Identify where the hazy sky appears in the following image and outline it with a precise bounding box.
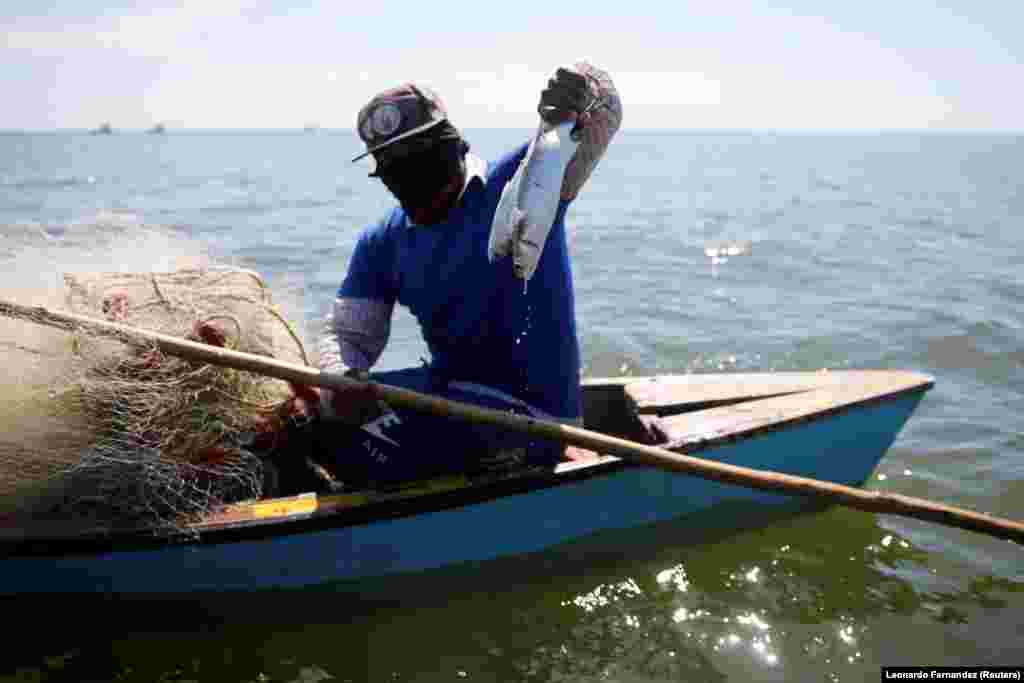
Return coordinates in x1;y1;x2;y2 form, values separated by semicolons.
2;1;1021;130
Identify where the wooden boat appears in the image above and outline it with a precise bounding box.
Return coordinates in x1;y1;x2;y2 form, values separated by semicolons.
0;369;932;594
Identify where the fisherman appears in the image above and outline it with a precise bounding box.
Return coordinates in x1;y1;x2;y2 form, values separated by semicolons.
294;61;622;488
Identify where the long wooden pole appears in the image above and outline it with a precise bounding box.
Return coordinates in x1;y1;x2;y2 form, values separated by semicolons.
2;299;1023;544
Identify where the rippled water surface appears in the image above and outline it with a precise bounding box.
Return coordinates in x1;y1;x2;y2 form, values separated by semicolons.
1;130;1022;681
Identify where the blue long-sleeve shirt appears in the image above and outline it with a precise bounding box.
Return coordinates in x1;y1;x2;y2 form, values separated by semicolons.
328;144;582;421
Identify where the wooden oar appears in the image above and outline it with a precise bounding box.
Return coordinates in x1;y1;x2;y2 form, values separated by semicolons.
2;298;1023;544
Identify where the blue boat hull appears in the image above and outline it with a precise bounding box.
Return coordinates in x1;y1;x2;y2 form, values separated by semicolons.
1;391;924;593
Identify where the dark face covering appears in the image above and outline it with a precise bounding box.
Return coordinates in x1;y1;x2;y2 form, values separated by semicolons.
374;139;466;225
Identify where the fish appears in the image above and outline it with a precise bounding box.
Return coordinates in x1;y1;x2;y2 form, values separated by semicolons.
488;120;579;282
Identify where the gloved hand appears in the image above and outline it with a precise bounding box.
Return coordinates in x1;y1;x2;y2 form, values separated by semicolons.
538;66;592;127
289;370;381;427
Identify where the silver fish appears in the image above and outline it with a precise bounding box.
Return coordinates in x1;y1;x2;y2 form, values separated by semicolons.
488;120;579;282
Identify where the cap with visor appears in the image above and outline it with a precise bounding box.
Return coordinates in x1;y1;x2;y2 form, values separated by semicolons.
352;83;451;165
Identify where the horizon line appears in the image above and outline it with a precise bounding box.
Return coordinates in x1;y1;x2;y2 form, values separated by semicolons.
2;126;1022;135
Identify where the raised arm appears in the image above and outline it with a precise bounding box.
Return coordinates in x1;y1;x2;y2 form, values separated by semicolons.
556;61;623;201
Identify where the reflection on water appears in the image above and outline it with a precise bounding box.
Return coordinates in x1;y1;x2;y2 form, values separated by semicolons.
508;507;1021;682
705;240;752;267
4;505;1021;682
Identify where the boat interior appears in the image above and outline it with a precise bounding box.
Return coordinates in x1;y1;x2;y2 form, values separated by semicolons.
0;370;932;541
194;369;932;532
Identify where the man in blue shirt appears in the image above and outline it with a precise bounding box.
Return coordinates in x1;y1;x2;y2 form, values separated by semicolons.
303;62;621;487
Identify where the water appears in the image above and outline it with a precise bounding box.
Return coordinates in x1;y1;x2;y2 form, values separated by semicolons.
1;129;1023;681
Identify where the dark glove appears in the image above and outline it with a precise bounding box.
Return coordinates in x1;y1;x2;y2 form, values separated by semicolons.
296;370;385;427
538;67;591;125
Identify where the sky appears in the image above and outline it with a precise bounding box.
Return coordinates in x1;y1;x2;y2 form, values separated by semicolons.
1;1;1021;131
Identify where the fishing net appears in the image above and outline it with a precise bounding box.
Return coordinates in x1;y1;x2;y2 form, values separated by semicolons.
0;267;310;536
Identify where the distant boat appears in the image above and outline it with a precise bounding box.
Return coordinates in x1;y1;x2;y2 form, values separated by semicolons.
303;124;321;133
148;124;166;135
90;123;113;135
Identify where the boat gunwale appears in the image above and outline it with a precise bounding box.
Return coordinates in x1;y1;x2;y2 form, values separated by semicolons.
0;370;933;559
648;370;934;449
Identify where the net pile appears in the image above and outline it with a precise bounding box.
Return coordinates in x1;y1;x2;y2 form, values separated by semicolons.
1;267;309;536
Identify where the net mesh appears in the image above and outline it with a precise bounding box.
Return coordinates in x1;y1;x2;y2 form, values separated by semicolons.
0;267;308;536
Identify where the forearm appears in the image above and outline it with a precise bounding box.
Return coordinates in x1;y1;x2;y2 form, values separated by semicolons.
318;296;393;374
561;61;623;200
